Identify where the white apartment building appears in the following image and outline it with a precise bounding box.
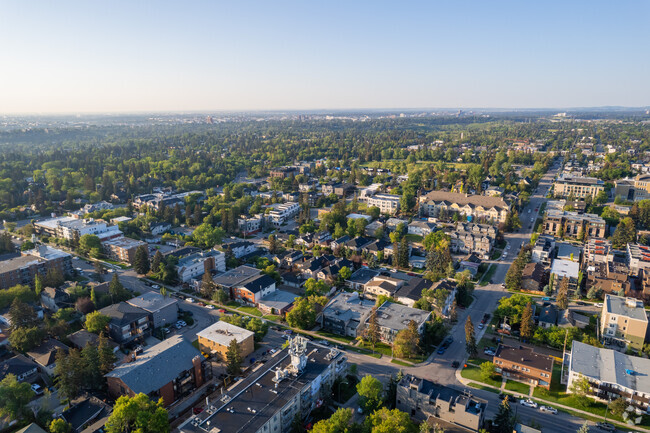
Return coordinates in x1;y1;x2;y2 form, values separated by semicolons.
177;249;226;283
268;202;300;226
238;214;264;235
367;193;401;215
55;218;122;241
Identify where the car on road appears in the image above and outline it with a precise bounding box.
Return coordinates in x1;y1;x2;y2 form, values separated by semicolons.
186;297;195;303
31;384;44;395
539;405;557;414
163;327;171;334
217;308;226;313
451;361;460;368
520;399;537;408
437;345;447;355
152;284;160;289
197;302;205;306
596;422;615;431
206;304;215;309
175;323;183;329
477;323;484;330
176;320;186;327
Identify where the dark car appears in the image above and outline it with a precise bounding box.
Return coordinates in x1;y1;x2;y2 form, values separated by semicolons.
451;361;460;368
596;423;615;432
437;346;447;355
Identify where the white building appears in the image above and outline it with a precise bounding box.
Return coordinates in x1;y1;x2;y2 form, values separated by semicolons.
55;218;122;241
177;249;226;283
237;214;264;235
367;193;401;215
268;202;300;226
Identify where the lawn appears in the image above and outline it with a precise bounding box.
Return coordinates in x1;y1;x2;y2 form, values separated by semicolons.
504;380;531;395
238;306;263;316
405;234;423;243
490;249;503;260
467;383;500;393
460;365;502;388
391;359;413;367
316;331;355;343
263;315;281;322
346;346;382;358
360;341;392;356
479;264;498;286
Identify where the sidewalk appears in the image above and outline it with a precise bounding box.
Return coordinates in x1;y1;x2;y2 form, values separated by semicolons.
455;369;650;433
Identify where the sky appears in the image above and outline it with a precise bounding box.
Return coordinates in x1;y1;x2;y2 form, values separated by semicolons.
0;1;649;113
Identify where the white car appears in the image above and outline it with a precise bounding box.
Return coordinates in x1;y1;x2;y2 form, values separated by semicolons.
206;304;215;309
31;384;44;395
186;297;195;303
520;399;538;408
152;284;160;289
477;323;484;330
539;405;557;414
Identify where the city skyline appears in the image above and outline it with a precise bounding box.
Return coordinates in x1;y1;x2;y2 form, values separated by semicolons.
1;0;649;113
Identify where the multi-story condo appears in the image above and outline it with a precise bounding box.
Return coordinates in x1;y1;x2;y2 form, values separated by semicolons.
180;336;347;433
567;341;650;412
531;234;555;265
99;302;151;344
449;223;496;259
0;246;72;290
238;214;264;236
268;202;300;227
553;174;604;199
626;243;650;274
614;174;650;201
367;193;401;215
600;295;648;350
103;237;147;265
269;167;298;179
396;375;487;432
543;209;606;239
176;249;226;283
583;238;612;265
55;218;122;241
419;191;509;223
365;302;431;344
493;345;554;390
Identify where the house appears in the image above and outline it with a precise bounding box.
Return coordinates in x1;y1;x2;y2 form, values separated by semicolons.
343;236;374;254
386;218;408;232
237;214;264;235
394;277;432;307
99;302;151;344
106;335;210;407
41;286;71;312
458;253;482;277
257;290;298;315
368;302;431;344
26;339;69;376
521;263;547;294
363;275;404;299
61;396;112;433
67;330;118;352
321;292;375;338
419;190;510;223
428;279;457;317
329;235;350;251
365;220;384;237
493;344;554;390
222;240;258;259
600;295;648;350
346;267;379;291
566;340;650;412
196;321;255;361
396;374;487;432
213;265;276;305
538;304;558;328
14;424;47;433
407;220;437;237
531;235;555;265
0;355;39;381
149;222;172;235
126;292;179;329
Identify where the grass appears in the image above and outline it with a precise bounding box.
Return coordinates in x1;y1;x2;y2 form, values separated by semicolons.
238;306;263;316
191;340;200;350
404;234;423;243
316;331;355;343
263;315;281;322
391;359;414;367
360;341;392;356
479;264;498;286
490;249;503;260
460;365;502;388
346;346;382;358
505;380;531;395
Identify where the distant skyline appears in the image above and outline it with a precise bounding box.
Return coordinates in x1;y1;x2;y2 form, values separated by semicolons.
1;1;649;114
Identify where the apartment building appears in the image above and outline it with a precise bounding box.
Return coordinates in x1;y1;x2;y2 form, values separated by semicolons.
626;243;650;274
583;238;612;265
449;223;496;259
531;234;555;266
126;292;179;329
176;249;226;283
213;265;276;305
0;246;73;290
553;174;605;199
103;237;146;265
197;321;255;361
543;209;607;239
493;345;554;390
419;191;509;223
366;301;431;344
99;302;151;344
367;193;401;215
267;202;300;227
55;218;122;241
237;214;264;235
614;174;650;201
106;335;209;407
600;295;648;350
396;375;487;432
550;259;580;294
180;336;347;433
567;341;650;412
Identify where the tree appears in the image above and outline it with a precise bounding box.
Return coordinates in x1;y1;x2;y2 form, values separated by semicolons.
393;320;420;359
286;298;316;329
397;237;410;268
105;393;169;433
79;234;102;256
212;288;229;304
569;374;592;406
356;375;383;413
152;250;163;273
465;316;477;357
9;298;38;330
44;266;65;288
9;326;44;352
200;272;217;298
557;277;569;310
609;397;627;417
54;348;86;399
577;421;590;433
98;333;116;374
364;307;381;351
520;302;534;341
366;407;417;433
0;374;34;420
85;311;111;334
226;339;242;377
268;234;279;254
134;245;150;274
82;342;103;389
50;419;72;433
504;210;522;232
492;397;515;433
34;273;43;295
311;408;356;433
480;361;495;382
339;266;352;282
192;223;224;248
611;217;636;248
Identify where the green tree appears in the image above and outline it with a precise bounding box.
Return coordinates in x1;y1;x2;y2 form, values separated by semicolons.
557;277;569;310
569;374;592;406
286;298;316;329
393;320;420;360
366;407;417;433
192;223;224;248
105;393;169;433
0;374;34;420
492;397;515;433
520;302;534;341
611;217;636;248
339;266;352;282
364;307;381;351
268;234;279;254
50;419;72;433
577;421;590;433
152;250;163;273
134;244;150;274
311;408;356;433
79;234;102;256
465;316;477;357
9;326;44;352
54;348;86;399
98;333;117;374
85;311;111;334
212;288;229;304
44;266;65;288
480;361;495;381
609;397;627;417
34;273;43;295
226;339;242;377
9;298;38;330
356;375;383;413
82;342;103;389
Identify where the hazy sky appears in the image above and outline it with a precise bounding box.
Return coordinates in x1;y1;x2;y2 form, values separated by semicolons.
1;1;649;113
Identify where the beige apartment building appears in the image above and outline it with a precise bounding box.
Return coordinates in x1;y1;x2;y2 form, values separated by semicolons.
196;321;255;361
553;174;604;199
600;295;648;350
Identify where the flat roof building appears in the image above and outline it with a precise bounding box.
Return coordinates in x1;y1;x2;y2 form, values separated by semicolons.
197;321;255;361
600;295;648;350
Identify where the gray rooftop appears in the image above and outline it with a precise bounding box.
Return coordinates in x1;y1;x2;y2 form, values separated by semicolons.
570;340;650;393
347;267;379;284
550;259;579;279
196;321;254;347
105;335;202;395
0;254;44;274
213;265;260;288
126;291;179;313
604;295;648;322
257;290;297;310
374;301;431;331
322;292;375;324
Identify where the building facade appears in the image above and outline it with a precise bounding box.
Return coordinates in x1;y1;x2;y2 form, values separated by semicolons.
553;174;605;199
600;295;648;350
493;344;554;390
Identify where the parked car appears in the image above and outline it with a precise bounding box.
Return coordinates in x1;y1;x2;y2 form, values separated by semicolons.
217;308;226;313
478;323;484;330
520;399;538;408
451;361;460;368
31;384;43;395
437;345;447;355
163;328;171;334
206;304;215;309
539;405;557;414
596;423;615;432
186;297;195;303
498;393;517;403
152;284;160;289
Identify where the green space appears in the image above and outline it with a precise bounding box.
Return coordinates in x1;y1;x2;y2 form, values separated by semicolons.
346;346;382;359
360;341;392;357
504;380;531;395
460;365;502;388
391;359;413;367
191;340;200;350
237;306;263;316
263;314;281;322
404;234;423;243
479;264;498;286
316;331;355;343
226;301;240;307
490;249;503;260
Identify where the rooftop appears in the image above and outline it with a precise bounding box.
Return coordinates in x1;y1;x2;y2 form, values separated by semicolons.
347;267;379;284
103;237;146;249
604;295;648;322
105;335;202;395
99;302;149;326
126;291;179;313
420;190;508;209
258;290;297;310
213;265;261;288
550;259;580;279
196;321;255;347
374;301;431;330
323;292;375;324
494;344;554;373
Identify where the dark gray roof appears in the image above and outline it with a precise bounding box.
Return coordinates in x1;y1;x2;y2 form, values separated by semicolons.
394;277;432;301
99;302;149;327
0;355;39;380
213;265;260;288
241;274;275;294
105;335;201;395
62;398;106;432
347;267;379;284
538;305;557;324
494;344;554;372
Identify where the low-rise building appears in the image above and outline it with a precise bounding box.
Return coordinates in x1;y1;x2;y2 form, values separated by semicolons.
550;259;580;295
257;290;298;316
419;191;509;223
543;209;606;239
396;374;487;432
553;174;604;199
267;202;300;226
106;335;210;407
600;295;648;350
0;355;39;382
103;237;146;265
197;321;255;361
626;243;650;274
493;344;554;390
56;218;122;241
99;302;151;344
450;223;496;259
213;265;276;305
363;275;405;299
521;263;547;294
321;292;375;338
237;214;264;235
368;301;431;344
567;340;650;412
223;240;259;258
26;339;69;376
126;292;179;329
0;246;73;290
176;249;226;283
367;193;401;215
407;220;437;237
